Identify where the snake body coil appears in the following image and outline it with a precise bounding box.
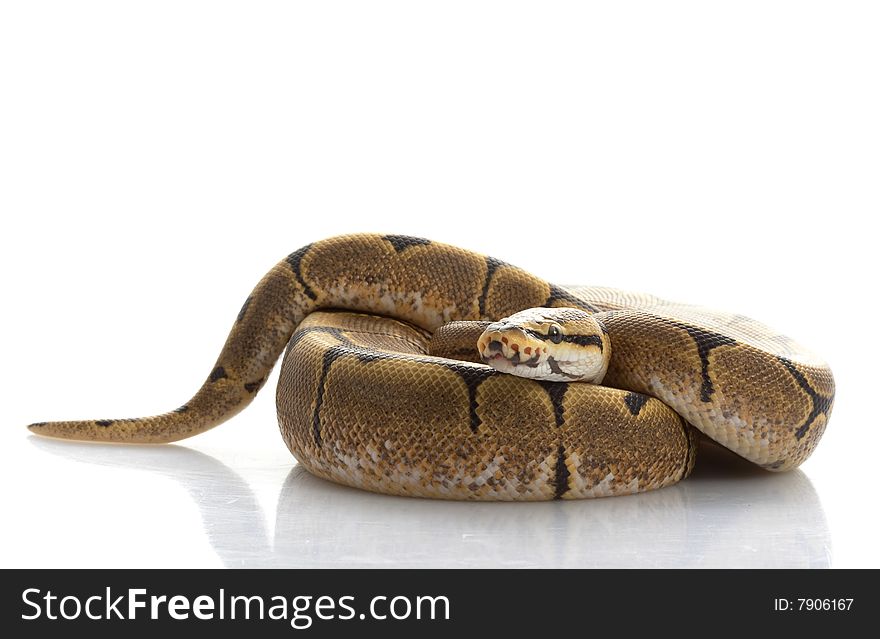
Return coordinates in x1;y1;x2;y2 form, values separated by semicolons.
28;234;835;500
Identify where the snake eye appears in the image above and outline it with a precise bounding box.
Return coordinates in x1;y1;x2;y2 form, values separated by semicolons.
548;325;563;344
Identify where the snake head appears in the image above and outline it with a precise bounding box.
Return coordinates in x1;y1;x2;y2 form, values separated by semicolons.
478;307;611;383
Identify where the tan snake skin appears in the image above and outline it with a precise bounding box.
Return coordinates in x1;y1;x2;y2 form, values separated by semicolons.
28;234;835;500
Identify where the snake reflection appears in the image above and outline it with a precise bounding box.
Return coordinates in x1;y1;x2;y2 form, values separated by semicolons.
30;437;830;568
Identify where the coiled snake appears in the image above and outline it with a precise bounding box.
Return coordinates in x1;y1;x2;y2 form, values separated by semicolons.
28;234;835;500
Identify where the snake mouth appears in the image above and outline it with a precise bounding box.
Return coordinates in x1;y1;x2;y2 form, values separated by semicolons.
482;349;541;368
478;332;594;381
479;336;545;369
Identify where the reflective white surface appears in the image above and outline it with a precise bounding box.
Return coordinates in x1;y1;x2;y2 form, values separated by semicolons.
4;433;831;569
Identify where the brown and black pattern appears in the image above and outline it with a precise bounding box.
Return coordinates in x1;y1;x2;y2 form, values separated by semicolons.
27;233;834;497
278;312;691;500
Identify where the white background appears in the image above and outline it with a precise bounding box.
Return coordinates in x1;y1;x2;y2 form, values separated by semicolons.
1;1;877;568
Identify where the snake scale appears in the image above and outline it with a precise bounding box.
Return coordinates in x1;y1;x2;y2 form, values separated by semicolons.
28;234;835;500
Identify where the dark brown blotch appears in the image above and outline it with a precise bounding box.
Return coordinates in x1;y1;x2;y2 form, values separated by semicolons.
624;392;649;416
553;445;571;499
237;295;252;323
286;244;318;301
382;235;432;253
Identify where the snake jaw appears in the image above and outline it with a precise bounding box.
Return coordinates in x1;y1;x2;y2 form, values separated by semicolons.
477;309;611;383
478;328;575;380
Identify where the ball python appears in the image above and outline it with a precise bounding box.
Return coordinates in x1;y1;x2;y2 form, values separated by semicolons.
28;234;835;500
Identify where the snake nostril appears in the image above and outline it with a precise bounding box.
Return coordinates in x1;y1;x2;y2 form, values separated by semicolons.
487;340;503;353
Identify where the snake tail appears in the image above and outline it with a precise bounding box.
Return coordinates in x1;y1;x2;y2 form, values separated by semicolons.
27;234;561;443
